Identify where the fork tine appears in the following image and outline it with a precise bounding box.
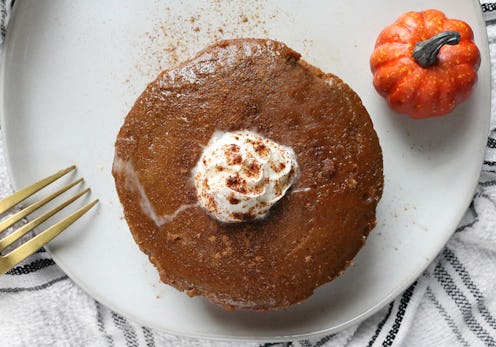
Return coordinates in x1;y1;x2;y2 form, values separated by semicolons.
0;188;90;253
0;165;76;215
0;178;84;234
0;199;98;275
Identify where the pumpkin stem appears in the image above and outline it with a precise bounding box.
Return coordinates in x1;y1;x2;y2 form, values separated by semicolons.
412;31;461;67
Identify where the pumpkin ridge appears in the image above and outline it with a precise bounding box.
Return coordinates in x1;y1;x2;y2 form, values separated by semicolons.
419;9;447;38
373;58;412;96
412;72;440;117
395;20;417;36
389;68;425;111
370;42;411;71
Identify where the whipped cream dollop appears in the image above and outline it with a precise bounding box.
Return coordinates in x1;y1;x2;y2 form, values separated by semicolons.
193;130;299;223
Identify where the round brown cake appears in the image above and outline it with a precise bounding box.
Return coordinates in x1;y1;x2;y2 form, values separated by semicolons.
112;38;384;310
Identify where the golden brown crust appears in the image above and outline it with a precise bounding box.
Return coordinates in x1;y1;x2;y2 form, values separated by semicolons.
113;38;384;310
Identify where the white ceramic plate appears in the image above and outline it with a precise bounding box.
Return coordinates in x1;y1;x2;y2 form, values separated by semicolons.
0;0;490;342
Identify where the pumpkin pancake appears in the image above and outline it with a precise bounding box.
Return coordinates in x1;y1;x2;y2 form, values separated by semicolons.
112;38;383;310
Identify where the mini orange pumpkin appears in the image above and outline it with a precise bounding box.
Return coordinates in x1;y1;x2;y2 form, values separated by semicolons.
370;9;481;119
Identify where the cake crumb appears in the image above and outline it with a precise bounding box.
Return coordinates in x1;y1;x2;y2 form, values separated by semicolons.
187;288;199;297
167;233;181;241
348;178;358;189
305;255;312;263
208;235;216;242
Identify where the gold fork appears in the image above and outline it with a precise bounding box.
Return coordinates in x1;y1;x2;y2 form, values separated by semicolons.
0;165;98;275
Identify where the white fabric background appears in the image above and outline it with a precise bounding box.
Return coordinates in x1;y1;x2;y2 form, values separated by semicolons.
1;1;496;346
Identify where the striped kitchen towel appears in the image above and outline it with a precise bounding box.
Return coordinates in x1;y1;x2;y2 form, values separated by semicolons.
1;1;495;346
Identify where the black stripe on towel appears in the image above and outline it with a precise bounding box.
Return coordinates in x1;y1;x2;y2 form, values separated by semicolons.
111;311;139;347
0;275;67;293
455;200;477;233
142;327;155;347
455;219;478;233
487;137;496;149
313;335;334;347
479;180;496;187
367;302;394;347
5;258;55;275
426;287;471;347
443;248;496;330
470;193;496;227
434;263;496;346
95;301;114;347
476;193;496;209
381;281;418;346
0;0;7;40
483;160;496;167
297;340;312;347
